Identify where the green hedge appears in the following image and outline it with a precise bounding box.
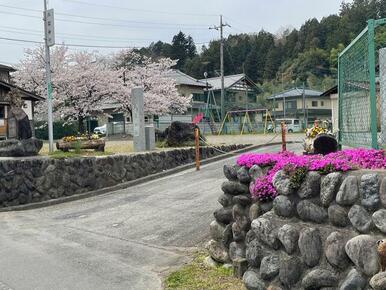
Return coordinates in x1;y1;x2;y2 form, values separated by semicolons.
35;121;79;140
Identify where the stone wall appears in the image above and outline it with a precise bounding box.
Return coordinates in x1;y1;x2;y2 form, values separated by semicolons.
0;145;246;208
207;164;386;290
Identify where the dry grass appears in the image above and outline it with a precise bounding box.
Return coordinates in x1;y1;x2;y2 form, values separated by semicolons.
164;252;245;290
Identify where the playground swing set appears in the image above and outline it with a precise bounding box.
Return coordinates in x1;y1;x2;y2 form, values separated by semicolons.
197;85;275;136
217;109;275;135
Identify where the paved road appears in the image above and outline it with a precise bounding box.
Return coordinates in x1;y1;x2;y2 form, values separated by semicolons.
0;144;299;290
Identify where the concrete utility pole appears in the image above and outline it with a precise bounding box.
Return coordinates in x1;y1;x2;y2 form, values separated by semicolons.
43;0;55;152
210;15;230;120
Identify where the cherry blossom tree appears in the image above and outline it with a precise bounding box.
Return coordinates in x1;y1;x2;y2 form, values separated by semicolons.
111;49;191;116
13;47;191;132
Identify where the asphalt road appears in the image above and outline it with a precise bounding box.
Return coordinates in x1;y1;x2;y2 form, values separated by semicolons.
0;144;299;290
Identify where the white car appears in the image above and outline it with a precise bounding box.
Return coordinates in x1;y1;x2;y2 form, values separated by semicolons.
94;124;107;135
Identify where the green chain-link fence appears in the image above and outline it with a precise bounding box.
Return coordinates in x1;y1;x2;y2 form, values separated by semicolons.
338;19;386;149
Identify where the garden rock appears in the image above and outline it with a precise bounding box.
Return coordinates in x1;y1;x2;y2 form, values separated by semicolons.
348;205;373;233
328;204;350;227
320;172;342;207
218;194;233;207
369;272;386;290
339;268;367;290
221;181;249;195
206;239;229;263
297;171;321;199
249;203;261;221
380;177;386;208
251;217;279;249
249;165;263;181
279;256;302;287
336;176;359;206
325;232;349;269
273;195;294;217
372;209;386;233
232;222;246;242
223;164;238;181
243;270;266;290
345;235;380;276
222;224;233;247
302;269;338;289
237;166;251;184
298;228;322;267
246;238;266;267
209;220;225;241
260;201;273;213
203;256;218;268
277;224;299;254
0;137;43;157
213;207;233;224
297;200;328;223
360;173;380;210
272;170;293;196
229;241;246;262
233;195;251;207
260;255;280;280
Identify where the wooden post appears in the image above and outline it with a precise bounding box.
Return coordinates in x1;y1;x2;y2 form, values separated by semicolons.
194;127;200;171
281;121;286;152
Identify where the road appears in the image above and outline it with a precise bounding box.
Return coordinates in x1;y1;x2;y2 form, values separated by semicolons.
0;144;298;290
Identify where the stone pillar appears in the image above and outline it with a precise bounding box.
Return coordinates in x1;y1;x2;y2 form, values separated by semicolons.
132;87;146;152
145;125;155;151
380;48;386;146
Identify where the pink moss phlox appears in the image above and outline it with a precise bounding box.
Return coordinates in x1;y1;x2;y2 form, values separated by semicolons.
238;148;385;202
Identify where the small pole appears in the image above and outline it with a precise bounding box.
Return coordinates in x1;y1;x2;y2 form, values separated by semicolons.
43;0;54;152
194;127;200;171
281;122;286;152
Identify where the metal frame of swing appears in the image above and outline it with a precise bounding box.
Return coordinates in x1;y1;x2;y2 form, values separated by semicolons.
217;109;275;135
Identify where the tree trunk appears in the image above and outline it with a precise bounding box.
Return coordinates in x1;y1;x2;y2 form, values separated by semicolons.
78;117;85;133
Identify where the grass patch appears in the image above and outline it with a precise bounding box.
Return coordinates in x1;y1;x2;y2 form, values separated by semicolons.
164;252;245;290
48;150;113;159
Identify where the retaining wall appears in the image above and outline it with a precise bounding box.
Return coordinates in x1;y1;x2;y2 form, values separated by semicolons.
207;164;386;290
0;145;246;208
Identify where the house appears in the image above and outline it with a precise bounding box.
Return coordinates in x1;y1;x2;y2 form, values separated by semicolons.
157;69;208;127
320;85;338;132
199;74;260;119
0;64;43;139
267;88;330;127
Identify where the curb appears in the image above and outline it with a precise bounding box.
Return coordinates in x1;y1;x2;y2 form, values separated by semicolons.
0;141;301;212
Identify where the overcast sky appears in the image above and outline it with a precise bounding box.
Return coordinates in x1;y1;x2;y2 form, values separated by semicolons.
0;0;352;64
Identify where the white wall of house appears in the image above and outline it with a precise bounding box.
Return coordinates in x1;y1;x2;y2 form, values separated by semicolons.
330;93;338;132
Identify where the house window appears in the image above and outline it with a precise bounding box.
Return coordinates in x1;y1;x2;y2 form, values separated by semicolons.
0;106;4;119
285;100;297;110
312;101;318;107
321;101;324;106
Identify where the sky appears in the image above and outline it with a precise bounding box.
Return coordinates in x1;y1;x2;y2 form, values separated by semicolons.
0;0;352;65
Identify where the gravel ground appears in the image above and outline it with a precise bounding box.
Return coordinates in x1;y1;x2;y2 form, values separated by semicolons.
39;133;304;155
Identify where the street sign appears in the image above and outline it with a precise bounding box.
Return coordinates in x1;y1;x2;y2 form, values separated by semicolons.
44;8;55;47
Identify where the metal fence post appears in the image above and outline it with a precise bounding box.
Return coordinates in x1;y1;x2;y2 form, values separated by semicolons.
367;19;379;149
380;48;386;147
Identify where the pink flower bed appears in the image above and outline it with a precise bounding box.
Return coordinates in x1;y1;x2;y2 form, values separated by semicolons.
237;148;386;202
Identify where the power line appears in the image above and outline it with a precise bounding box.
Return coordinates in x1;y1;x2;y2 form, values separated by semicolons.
0;36;142;48
62;0;218;17
0;4;211;28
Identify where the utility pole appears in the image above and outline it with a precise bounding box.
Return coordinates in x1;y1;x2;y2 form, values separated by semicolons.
302;82;306;129
210;15;230;120
43;0;55;152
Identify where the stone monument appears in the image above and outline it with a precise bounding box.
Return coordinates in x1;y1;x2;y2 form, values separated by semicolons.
132;87;146;152
0;89;42;157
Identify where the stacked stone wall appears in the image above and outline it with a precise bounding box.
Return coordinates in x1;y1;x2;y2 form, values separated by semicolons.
207;164;386;290
0;145;246;207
